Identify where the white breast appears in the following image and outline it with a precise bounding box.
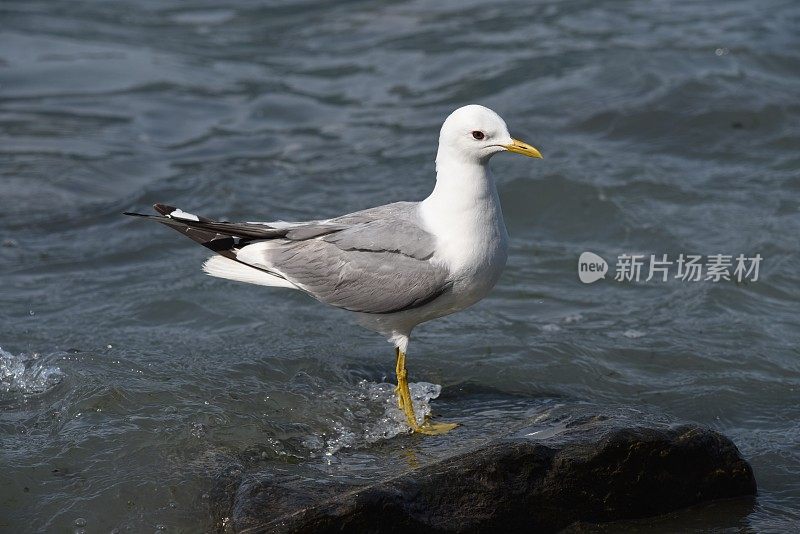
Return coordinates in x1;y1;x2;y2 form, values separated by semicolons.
418;162;509;311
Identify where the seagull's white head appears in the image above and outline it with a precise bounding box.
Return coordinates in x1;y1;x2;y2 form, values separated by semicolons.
436;104;542;167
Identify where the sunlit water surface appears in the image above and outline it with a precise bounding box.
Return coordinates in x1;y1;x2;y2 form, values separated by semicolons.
1;0;799;531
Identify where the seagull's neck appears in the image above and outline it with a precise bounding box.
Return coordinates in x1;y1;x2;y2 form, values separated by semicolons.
419;156;508;271
424;158;497;212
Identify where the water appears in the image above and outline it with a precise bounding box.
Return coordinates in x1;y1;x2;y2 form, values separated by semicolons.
1;0;799;531
0;348;64;395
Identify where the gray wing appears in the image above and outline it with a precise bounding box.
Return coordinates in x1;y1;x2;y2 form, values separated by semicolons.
125;202;451;314
247;203;451;314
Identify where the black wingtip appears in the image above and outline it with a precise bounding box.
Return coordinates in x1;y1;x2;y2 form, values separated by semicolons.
153;203;176;216
123;211;149;217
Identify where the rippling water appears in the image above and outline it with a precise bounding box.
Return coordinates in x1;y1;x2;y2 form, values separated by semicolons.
2;0;799;531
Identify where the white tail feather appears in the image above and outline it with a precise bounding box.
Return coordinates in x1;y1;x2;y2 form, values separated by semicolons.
202;256;299;289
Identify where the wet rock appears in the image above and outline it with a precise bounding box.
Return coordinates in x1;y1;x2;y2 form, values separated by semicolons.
217;408;756;533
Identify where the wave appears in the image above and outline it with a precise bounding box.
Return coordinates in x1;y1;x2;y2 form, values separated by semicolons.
304;380;443;458
0;346;64;395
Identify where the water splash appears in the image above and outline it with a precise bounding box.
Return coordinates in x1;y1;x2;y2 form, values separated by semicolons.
0;346;64;395
311;380;444;457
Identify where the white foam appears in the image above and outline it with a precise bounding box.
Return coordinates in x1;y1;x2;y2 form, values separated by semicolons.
0;347;64;395
312;380;443;457
623;329;646;339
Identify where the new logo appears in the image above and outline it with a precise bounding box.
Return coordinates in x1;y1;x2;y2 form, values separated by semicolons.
578;252;608;284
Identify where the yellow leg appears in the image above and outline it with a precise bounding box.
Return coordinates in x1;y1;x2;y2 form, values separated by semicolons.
394;347;458;435
395;347;416;428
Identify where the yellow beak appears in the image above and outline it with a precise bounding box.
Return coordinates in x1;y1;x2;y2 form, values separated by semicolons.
503;138;543;159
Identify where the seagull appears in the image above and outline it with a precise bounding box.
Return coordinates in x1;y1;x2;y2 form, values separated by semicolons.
125;104;542;434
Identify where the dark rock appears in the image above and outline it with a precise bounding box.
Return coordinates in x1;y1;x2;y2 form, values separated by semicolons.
217;408;756;533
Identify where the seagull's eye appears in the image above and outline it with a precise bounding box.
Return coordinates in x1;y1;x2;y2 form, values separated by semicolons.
471;130;485;140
